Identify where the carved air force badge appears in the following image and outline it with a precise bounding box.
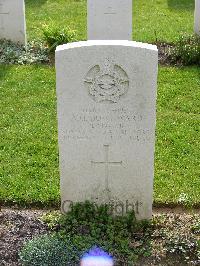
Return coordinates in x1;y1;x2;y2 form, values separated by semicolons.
84;59;129;103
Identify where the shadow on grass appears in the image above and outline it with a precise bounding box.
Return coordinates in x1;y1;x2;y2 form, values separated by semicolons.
0;65;13;82
168;0;194;10
25;0;48;8
0;65;46;82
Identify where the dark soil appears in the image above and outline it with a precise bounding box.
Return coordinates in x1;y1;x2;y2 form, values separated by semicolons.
157;42;173;65
0;209;49;266
0;208;199;266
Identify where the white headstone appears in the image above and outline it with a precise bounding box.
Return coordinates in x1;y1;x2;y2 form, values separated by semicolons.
0;0;26;45
195;0;200;35
56;40;158;220
88;0;132;40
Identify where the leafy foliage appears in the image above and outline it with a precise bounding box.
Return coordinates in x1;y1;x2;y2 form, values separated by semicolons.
40;211;62;230
42;24;77;51
191;221;200;235
0;39;49;65
19;234;79;266
166;236;200;263
42;201;152;264
171;34;200;65
19;204;200;265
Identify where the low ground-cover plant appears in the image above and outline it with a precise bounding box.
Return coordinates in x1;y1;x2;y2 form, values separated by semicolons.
19;234;79;266
21;201;152;265
57;201;152;263
166;235;199;263
192;221;200;235
0;39;49;64
42;24;77;51
170;34;200;65
19;202;200;265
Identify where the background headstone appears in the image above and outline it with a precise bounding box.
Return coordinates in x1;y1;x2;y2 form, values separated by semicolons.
0;0;26;45
56;41;158;220
87;0;132;40
194;0;200;35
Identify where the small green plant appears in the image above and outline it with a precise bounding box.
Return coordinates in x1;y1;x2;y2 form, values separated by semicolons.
191;222;200;235
19;234;79;266
171;34;200;65
42;24;77;51
0;39;49;64
197;240;200;258
40;211;62;230
45;201;152;264
165;236;200;263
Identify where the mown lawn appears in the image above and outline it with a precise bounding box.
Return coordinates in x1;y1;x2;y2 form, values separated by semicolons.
25;0;194;43
0;65;199;207
155;66;200;206
0;0;199;208
0;66;59;206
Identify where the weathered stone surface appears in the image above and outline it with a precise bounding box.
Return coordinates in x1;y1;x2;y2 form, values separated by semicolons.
88;0;132;40
56;40;158;220
195;0;200;35
0;0;26;45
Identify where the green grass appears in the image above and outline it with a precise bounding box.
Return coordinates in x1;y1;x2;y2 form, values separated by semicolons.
25;0;194;43
1;0;199;208
0;65;199;207
0;65;59;206
155;66;200;206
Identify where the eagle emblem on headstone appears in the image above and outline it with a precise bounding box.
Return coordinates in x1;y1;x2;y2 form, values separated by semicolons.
84;59;129;103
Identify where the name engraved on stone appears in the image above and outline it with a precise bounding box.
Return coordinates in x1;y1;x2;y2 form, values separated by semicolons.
56;41;158;220
104;6;116;15
91;145;122;191
63;107;152;141
84;59;129;103
63;106;151;142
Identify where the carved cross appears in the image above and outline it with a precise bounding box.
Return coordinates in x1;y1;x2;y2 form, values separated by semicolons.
91;145;122;190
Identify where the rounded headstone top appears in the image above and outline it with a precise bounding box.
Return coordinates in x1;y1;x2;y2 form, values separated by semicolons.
56;40;158;52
